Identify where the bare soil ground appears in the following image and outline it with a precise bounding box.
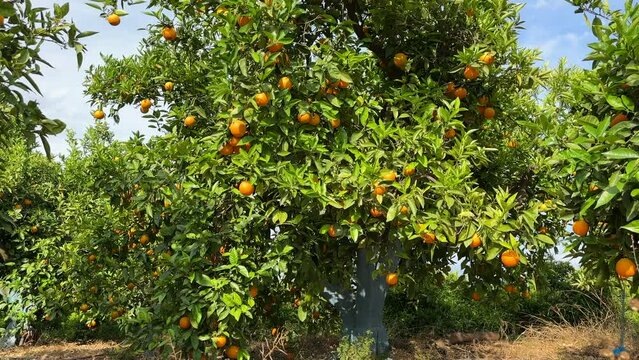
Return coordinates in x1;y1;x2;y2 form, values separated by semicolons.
0;324;634;359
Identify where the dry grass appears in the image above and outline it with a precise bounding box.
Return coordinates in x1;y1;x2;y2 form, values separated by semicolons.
0;340;118;359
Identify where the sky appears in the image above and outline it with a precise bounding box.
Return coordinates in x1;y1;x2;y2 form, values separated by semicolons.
28;0;626;156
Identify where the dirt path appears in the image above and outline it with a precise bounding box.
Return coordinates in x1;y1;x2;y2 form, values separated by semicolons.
0;324;632;359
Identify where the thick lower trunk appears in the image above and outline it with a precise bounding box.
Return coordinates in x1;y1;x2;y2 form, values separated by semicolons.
323;247;399;356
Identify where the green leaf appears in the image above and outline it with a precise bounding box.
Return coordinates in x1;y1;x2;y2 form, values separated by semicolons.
195;274;214;287
606;95;625;110
297;306;307;322
603;148;639;159
595;188;620;208
191;306;202;329
622;220;639;233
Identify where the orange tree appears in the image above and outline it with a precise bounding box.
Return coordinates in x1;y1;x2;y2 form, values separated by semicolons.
77;0;561;357
0;1;91;156
552;1;639;289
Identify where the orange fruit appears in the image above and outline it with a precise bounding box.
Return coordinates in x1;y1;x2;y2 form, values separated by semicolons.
226;345;240;359
23;198;32;206
589;184;600;192
239;180;255;196
250;286;258;298
140;99;152;109
445;82;456;97
309;113;321;126
80;303;90;312
471;292;481;301
90;286;98;294
381;170;397;182
271;327;278;336
403;165;416;176
31;226;38;234
237;16;252;27
484;107;496;119
184;115;196;128
164;82;174;91
107;14;120;26
93;110;105;119
466;9;475;17
572;220;589;237
127;282;135;290
140;107;149;114
0;16;4;27
255;92;269;107
229;119;247;137
297;112;311;124
521;290;531;299
616;258;637;279
478;96;490;106
400;206;409;215
470;233;482;248
480;53;495;65
216;7;228;15
336;80;350;89
393;52;408;70
162;26;177;41
501;250;520;268
370;208;384;218
611;113;628;127
179;316;191;330
330;118;341;128
444;129;457;139
454;87;468;99
386;273;398;287
505;284;517;294
278;76;293;90
267;42;284;52
373;185;386;195
538;226;549;234
506;140;518;149
111;311;120;320
328;225;337;238
477;106;486;115
153;271;159;278
422;232;436;244
214;335;227;348
88;254;97;263
463;66;479;80
140;234;150;245
228;137;242;147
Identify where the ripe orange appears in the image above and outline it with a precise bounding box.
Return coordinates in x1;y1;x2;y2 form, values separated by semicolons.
228;137;242;147
506;140;518;149
454;87;468;99
616;258;637;279
478;96;490;106
278;76;293;90
393;52;408;70
470;233;482;248
445;82;456;97
127;282;135;290
229;119;247;137
403;165;416;176
271;327;278;336
589;184;600;192
267;42;284;52
179;316;191;330
381;170;397;182
88;254;97;263
255;92;269;107
90;286;98;294
484;107;496;119
31;226;38;234
501;250;520;268
328;225;337;238
386;273;398;287
400;206;409;215
214;335;227;348
463;66;479;80
107;14;120;26
572;220;589;237
480;53;495;65
370;208;384;218
226;345;240;359
93;110;105;119
0;16;4;27
250;286;258;298
237;16;252;27
466;9;475;17
216;7;228;15
140;234;150;245
162;27;177;41
521;290;531;299
140;107;149;114
23;198;32;206
422;232;436;244
297;112;311;124
305;113;319;126
477;106;486;115
330;118;341;128
239;180;255;196
505;284;517;294
337;80;350;89
164;82;174;91
153;271;159;278
611;113;628;127
184;115;196;128
471;292;481;301
538;226;549;234
373;185;387;195
444;129;457;139
111;311;120;320
140;99;152;109
80;303;90;312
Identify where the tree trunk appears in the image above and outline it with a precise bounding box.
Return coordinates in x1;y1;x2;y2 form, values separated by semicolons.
323;247;399;356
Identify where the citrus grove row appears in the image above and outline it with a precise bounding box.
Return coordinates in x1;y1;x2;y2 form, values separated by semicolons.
2;0;639;359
